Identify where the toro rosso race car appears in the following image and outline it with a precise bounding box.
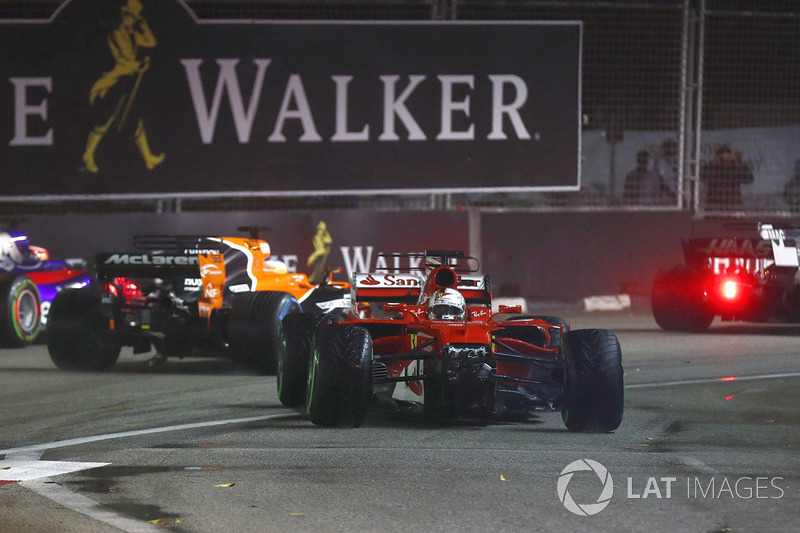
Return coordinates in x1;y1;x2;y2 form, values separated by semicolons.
0;225;89;347
46;227;352;372
278;250;624;432
652;222;800;331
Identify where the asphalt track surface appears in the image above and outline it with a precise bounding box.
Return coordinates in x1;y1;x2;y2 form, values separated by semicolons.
1;310;799;533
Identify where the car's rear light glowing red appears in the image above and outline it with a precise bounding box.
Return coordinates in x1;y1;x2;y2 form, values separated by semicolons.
105;277;143;299
723;280;738;299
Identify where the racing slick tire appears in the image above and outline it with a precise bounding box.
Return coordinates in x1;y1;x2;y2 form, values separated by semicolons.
561;329;624;433
228;291;301;375
306;323;372;428
277;313;316;408
0;274;41;347
651;265;714;332
47;287;122;371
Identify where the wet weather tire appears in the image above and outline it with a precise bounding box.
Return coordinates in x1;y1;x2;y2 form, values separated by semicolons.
277;313;316;407
306;323;372;428
561;329;624;433
47;287;121;371
651;265;714;332
228;291;301;375
0;274;41;347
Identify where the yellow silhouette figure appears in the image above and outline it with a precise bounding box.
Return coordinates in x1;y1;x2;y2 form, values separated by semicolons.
307;221;332;284
82;0;164;173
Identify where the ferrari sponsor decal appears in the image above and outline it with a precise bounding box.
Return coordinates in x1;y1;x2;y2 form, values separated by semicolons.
470;308;491;320
355;273;421;287
457;276;486;290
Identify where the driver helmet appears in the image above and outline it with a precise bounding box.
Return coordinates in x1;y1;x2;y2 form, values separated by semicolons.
263;259;288;274
428;288;466;321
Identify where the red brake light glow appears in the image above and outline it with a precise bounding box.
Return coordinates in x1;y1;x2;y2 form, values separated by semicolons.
105;277;143;299
723;280;738;300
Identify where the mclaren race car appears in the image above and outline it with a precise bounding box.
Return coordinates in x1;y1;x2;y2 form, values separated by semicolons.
278;250;624;431
0;224;89;347
46;227;351;372
652;222;800;331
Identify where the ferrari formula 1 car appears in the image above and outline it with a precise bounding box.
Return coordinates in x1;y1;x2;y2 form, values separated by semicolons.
46;227;352;372
0;225;89;347
652;222;800;331
277;250;624;432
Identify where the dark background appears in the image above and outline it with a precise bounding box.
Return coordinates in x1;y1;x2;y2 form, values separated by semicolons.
0;0;580;196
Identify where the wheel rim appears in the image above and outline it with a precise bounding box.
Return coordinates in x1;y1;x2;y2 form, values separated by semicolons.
15;288;39;334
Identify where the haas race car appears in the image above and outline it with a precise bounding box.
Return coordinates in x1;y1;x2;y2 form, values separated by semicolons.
46;228;351;372
278;251;624;432
0;224;89;347
652;222;800;331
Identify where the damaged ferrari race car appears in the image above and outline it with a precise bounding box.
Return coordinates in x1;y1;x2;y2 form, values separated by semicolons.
278;250;624;432
46;228;351;372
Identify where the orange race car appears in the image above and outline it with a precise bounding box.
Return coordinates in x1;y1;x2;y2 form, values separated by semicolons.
46;227;352;373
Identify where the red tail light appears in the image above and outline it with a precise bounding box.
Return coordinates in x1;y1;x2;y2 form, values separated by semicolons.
105;277;143;299
722;280;738;300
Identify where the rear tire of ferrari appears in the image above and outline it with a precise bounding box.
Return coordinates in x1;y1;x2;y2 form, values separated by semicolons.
306;323;372;428
651;265;714;332
0;274;41;348
277;313;316;408
228;291;301;375
47;287;121;371
561;329;624;433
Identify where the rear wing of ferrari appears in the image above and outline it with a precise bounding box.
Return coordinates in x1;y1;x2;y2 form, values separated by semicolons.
682;222;800;273
351;250;490;305
351;272;490;305
351;273;422;304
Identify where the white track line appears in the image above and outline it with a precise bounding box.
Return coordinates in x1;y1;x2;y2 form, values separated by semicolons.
626;371;800;389
21;479;164;533
0;412;297;456
2;412;297;533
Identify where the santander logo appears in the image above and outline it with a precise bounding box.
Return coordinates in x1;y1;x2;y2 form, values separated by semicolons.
360;274;380;286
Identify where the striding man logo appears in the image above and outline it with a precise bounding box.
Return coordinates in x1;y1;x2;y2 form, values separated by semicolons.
81;0;165;174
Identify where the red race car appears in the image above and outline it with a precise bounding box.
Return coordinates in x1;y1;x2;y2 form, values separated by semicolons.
278;250;623;432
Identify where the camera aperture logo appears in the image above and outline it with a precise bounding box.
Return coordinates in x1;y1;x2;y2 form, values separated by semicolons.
557;459;614;516
558;459;785;517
